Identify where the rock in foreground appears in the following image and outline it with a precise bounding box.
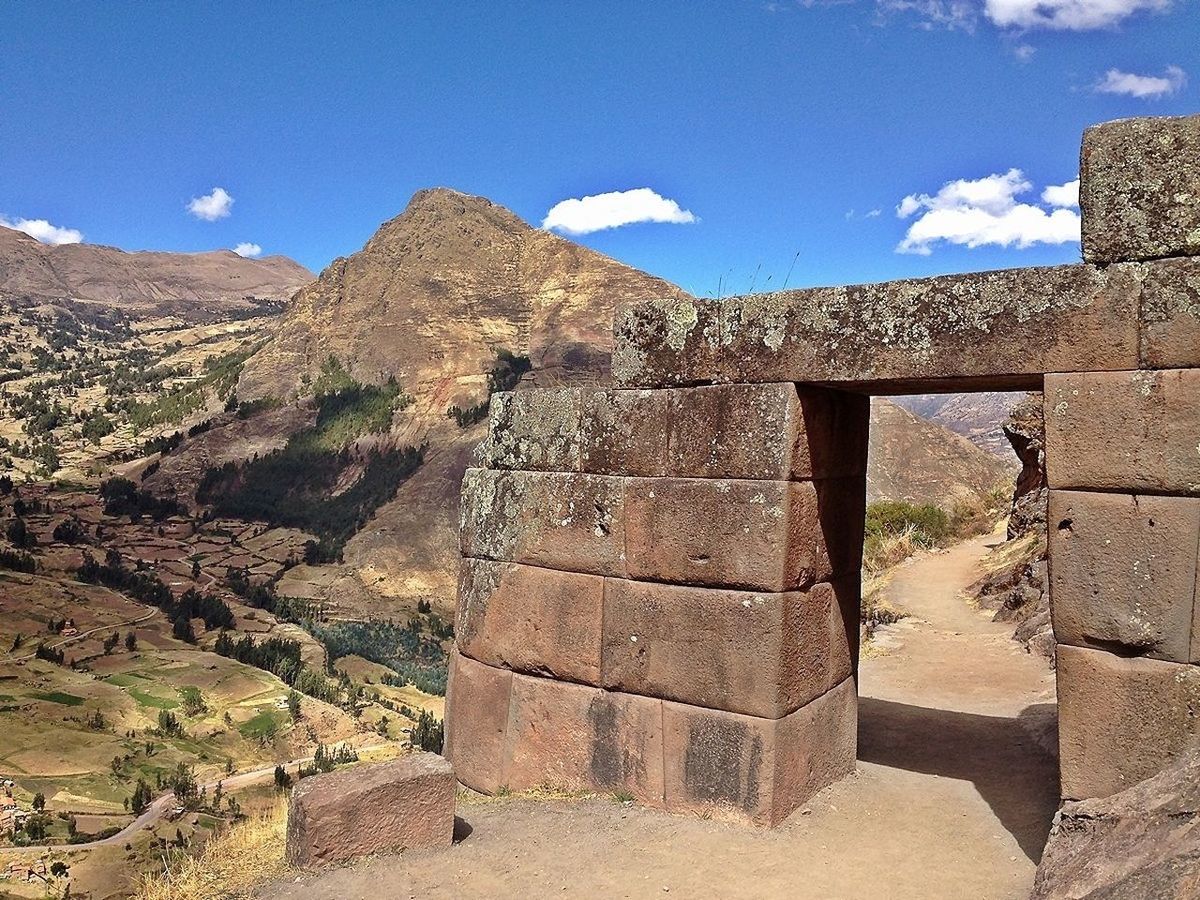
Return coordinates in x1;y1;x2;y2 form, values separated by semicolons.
286;753;455;866
1031;743;1200;899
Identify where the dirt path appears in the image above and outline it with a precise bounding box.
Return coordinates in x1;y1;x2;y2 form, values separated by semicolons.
261;529;1059;900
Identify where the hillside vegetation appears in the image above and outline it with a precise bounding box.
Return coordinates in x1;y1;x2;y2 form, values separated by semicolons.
196;357;424;562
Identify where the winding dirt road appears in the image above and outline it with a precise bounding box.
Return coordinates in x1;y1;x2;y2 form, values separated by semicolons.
263;527;1060;900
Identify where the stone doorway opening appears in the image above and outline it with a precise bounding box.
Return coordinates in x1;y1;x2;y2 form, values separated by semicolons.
855;387;1059;863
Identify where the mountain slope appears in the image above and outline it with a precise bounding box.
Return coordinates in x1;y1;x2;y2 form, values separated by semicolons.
890;392;1026;459
868;398;1014;506
0;225;312;322
236;187;686;443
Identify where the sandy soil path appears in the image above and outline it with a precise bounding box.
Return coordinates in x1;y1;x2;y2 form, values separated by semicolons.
261;529;1059;900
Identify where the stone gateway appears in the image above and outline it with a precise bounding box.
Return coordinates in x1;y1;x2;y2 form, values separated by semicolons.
445;113;1200;824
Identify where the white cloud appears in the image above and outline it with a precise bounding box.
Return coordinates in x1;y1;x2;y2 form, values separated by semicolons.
187;186;234;221
1041;179;1079;208
233;242;262;258
1094;65;1186;98
984;0;1170;30
542;188;696;235
896;168;1081;255
0;216;84;245
881;0;1172;31
1013;43;1036;61
866;208;883;218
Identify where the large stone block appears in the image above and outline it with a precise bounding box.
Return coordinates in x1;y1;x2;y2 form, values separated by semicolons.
1057;646;1200;799
1081;113;1200;264
285;753;455;865
444;649;512;794
1049;490;1200;663
623;477;830;592
459;468;626;576
772;675;858;825
665;383;869;480
601;579;853;718
1137;256;1200;369
578;389;671;476
1044;369;1200;495
504;672;665;805
661;678;856;825
457;559;604;684
612;296;723;388
484;388;581;471
611;266;1140;389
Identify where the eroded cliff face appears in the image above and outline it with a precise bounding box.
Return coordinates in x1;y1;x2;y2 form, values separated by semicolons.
1004;393;1047;541
973;391;1053;661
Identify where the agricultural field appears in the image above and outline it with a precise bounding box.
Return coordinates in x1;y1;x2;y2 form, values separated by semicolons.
0;297;280;483
0;473;447;899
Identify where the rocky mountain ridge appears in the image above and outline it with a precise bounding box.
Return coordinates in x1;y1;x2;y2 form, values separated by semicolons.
237;188;685;444
0;224;312;322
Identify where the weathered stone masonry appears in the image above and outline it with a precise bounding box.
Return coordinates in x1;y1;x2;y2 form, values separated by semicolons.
446;113;1200;822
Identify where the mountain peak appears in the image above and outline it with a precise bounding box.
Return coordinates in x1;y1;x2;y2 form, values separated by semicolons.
237;190;685;418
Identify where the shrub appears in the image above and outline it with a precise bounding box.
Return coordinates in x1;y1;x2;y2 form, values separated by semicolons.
412;710;444;753
0;548;36;573
52;516;88;544
6;516;36;549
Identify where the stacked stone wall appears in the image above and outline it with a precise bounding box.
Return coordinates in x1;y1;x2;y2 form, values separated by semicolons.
446;383;869;824
445;111;1200;823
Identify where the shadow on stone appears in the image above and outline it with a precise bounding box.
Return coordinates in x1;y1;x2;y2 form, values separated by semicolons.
453;816;473;843
857;697;1059;863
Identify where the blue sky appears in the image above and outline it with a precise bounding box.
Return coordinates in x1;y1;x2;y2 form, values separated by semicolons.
1;1;1196;296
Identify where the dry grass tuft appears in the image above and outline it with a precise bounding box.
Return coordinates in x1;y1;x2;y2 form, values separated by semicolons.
134;802;289;900
862;524;926;576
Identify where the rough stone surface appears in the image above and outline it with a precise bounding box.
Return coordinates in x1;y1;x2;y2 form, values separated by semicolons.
579;389;672;476
1045;369;1200;496
1057;646;1200;799
613;264;1141;389
1081;113;1200;264
1032;742;1200;900
285;753;454;865
661;677;856;825
623;477;831;592
1004;392;1047;541
504;672;665;805
612;296;724;387
1139;256;1200;369
456;559;604;684
1049;490;1200;663
444;650;513;795
484;388;581;472
600;579;853;718
666;383;868;480
459;468;626;576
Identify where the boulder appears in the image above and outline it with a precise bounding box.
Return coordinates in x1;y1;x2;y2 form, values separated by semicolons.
286;753;455;866
1031;742;1200;899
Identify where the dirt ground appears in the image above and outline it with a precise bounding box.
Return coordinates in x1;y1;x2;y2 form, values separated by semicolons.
260;528;1059;900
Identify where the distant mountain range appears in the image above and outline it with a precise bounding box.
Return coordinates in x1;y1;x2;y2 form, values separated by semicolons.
891;392;1026;460
0;225;311;322
0;197;1020;616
